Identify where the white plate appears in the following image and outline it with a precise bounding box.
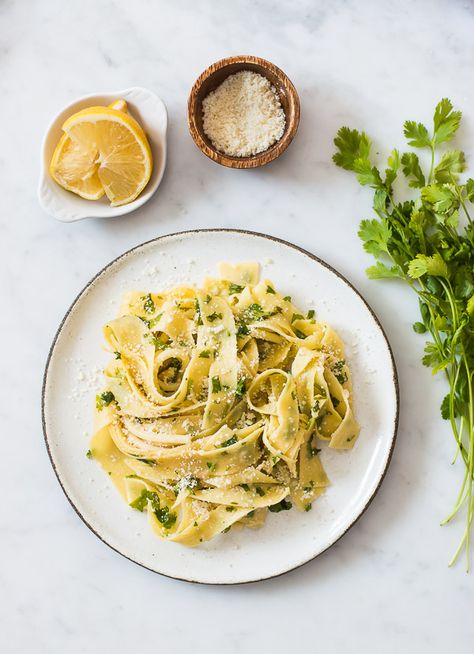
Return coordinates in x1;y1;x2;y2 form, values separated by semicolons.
38;87;167;222
42;230;398;584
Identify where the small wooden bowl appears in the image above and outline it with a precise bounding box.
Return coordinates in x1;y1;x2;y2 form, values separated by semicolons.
188;55;300;169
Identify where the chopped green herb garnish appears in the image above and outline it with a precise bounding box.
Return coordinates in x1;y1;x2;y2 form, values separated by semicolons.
283;295;292;302
332;360;348;384
226;506;236;512
206;461;216;471
129;489;150;512
194;298;203;325
204;294;212;303
266;285;276;294
114;351;121;359
235;378;246;399
211;376;221;393
269;499;292;512
149;334;169;350
294;329;307;339
331;396;340;408
129;489;176;528
245;303;266;322
207;312;223;322
247;510;255;518
237;322;250;336
222;526;231;533
138;316;150;327
174;476;199;494
240;483;250;492
255;486;266;497
307;439;321;458
86;449;93;459
307;309;315;319
199;350;211;358
96;391;115;411
143;293;155;314
148;313;163;328
229;283;244;294
291;313;304;323
304;504;312;512
155;505;177;529
220;434;238;448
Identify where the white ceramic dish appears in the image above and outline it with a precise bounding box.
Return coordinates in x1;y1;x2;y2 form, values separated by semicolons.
42;230;398;584
38;87;167;222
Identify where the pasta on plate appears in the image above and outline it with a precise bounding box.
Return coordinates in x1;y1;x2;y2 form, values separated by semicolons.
91;262;360;546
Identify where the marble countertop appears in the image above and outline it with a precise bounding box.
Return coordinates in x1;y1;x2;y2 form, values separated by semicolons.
1;0;473;652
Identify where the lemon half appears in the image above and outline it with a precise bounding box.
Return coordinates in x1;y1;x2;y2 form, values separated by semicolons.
50;100;152;207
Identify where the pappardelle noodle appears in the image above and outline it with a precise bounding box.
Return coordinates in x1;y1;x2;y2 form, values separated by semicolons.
91;262;360;546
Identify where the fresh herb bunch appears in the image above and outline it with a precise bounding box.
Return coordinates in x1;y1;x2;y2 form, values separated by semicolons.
333;99;474;569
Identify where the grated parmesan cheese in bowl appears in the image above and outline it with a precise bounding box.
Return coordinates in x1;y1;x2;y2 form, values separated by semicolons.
202;70;286;157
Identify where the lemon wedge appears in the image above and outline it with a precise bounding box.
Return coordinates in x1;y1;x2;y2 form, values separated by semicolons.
108;99;128;113
49;102;152;206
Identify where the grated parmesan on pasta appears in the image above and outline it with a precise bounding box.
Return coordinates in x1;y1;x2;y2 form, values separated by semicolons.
202;70;286;157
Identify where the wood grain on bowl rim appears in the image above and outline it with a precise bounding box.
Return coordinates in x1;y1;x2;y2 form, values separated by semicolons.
187;56;300;169
41;228;399;585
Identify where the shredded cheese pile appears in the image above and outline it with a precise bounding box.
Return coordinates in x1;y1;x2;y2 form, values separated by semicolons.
202;71;286;157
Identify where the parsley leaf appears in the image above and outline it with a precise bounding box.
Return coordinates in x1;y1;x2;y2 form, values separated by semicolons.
332;127;371;170
366;262;401;279
433;98;462;145
401;152;426;188
358;218;391;257
434;151;466;183
408;254;449;279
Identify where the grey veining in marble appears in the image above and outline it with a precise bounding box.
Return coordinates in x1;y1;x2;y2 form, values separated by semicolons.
1;0;473;652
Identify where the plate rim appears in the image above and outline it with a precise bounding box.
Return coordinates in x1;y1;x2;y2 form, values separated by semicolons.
41;228;399;585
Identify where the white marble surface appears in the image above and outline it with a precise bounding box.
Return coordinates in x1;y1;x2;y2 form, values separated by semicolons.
1;0;473;652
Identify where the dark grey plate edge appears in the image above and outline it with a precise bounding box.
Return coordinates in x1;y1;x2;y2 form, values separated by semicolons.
41;228;400;586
